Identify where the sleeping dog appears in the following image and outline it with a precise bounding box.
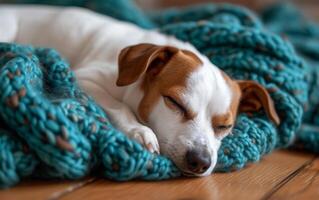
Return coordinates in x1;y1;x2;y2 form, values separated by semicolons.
0;6;280;176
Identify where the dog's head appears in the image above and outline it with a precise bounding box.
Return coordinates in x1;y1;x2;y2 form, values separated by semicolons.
116;43;280;176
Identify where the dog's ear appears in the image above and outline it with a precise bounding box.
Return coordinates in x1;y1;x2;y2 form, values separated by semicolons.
116;43;178;86
237;80;280;125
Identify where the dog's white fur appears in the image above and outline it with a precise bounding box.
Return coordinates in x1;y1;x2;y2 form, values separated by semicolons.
0;6;233;175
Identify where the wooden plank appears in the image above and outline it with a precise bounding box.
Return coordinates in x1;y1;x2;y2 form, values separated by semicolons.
267;156;319;200
0;178;96;200
60;151;315;200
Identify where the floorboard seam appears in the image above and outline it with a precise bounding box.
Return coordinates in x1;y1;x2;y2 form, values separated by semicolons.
47;177;98;200
260;156;317;200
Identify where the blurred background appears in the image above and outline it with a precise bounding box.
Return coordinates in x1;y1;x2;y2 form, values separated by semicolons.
0;0;318;20
136;0;319;20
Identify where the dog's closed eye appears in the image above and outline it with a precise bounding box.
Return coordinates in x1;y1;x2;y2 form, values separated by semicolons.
213;124;233;137
163;96;194;120
215;124;232;130
163;95;187;114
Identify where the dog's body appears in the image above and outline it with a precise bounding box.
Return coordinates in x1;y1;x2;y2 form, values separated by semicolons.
0;5;280;176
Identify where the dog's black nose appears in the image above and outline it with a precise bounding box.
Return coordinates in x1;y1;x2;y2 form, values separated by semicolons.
186;148;211;174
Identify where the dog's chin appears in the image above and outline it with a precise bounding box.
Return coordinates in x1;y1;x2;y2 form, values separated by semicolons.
178;164;215;177
182;170;208;177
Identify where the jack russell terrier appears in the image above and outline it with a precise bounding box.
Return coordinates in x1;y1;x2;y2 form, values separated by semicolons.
0;6;280;176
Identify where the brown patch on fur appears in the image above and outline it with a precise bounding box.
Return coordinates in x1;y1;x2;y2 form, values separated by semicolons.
117;44;179;86
237;80;280;125
212;111;233;136
219;71;280;126
136;45;202;123
210;71;241;136
212;112;233;126
219;71;241;124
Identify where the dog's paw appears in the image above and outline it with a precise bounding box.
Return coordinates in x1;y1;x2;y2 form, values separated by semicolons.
128;126;160;154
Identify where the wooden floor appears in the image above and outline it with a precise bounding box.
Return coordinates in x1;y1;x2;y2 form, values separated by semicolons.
0;150;318;200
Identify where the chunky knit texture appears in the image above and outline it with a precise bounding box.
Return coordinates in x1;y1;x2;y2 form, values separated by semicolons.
0;0;318;188
0;44;179;188
261;3;319;153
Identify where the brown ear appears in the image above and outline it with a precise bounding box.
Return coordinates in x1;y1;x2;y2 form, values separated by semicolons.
116;43;178;86
237;80;280;125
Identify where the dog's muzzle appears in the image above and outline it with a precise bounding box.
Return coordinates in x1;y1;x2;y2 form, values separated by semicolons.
185;147;211;174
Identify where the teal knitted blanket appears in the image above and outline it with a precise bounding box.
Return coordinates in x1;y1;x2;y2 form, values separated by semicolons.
0;0;318;188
